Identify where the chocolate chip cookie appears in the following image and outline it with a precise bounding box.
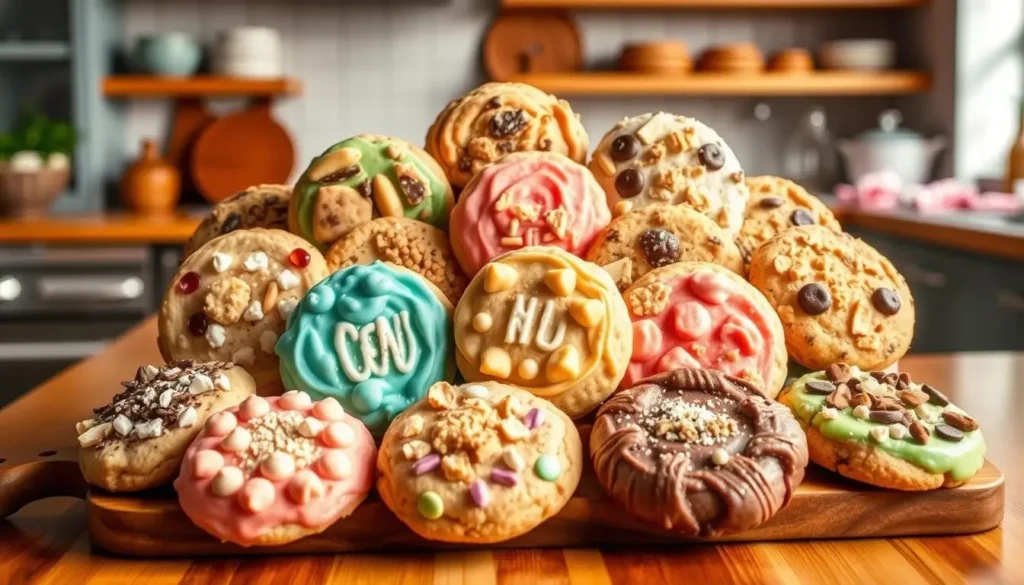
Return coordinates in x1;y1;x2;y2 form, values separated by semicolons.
184;185;292;258
748;225;915;371
585;204;743;290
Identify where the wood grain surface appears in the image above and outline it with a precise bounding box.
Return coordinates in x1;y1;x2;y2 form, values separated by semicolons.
1;319;1023;584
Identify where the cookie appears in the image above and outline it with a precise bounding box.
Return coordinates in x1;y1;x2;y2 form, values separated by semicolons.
175;393;377;546
622;261;788;398
454;247;632;419
449;151;611;277
591;368;808;537
184;184;292;258
748;225;915;371
158;229;330;392
76;361;255;492
377;381;582;543
276;261;454;434
425;82;589;188
585;203;744;290
588;112;749;233
779;363;986;490
736;176;842;269
325;216;468;304
290;134;454;250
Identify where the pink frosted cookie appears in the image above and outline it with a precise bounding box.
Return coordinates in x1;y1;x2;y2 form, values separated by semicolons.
175;392;376;547
449;151;611;277
622;261;787;398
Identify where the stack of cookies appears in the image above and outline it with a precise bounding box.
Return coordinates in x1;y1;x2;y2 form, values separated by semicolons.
74;80;986;548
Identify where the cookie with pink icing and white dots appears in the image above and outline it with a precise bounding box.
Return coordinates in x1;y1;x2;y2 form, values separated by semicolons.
622;261;787;398
174;392;376;546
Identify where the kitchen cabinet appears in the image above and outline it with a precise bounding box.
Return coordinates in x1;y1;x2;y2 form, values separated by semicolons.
848;227;1024;353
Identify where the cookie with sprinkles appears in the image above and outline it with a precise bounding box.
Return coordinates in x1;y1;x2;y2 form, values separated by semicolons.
175;393;377;547
591;368;808;537
76;361;255;492
453;246;632;419
377;381;582;543
158;228;329;392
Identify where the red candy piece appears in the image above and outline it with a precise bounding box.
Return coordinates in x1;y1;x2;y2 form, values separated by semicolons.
177;272;200;294
187;313;209;336
288;248;311;268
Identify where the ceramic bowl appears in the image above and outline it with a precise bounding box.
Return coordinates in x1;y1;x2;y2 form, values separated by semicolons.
134;33;202;77
819;39;896;71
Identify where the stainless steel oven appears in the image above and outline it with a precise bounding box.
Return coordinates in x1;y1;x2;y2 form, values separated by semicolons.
0;245;180;407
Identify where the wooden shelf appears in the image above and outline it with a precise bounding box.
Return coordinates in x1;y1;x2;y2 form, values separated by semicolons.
501;0;926;8
101;76;302;98
0;213;201;244
502;71;930;96
0;41;70;61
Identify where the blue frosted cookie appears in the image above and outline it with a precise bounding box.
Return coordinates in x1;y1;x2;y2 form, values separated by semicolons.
276;261;454;433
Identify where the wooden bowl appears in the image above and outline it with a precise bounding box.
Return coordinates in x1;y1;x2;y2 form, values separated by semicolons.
769;48;814;73
0;166;70;217
697;43;765;73
618;41;691;75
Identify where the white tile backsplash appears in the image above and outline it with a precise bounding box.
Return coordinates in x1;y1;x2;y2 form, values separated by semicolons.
122;0;904;184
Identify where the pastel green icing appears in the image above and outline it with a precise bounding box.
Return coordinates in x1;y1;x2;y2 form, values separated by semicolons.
293;135;451;247
275;261;453;433
782;371;986;481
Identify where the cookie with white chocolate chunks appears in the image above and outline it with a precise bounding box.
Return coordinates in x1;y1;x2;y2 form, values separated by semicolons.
184;184;292;259
325;216;468;304
453;246;632;419
585;203;744;290
748;225;915;371
591;368;808;537
158;228;330;392
175;392;377;546
588;112;749;233
290;134;454;250
779;363;986;490
377;381;582;543
425;82;589;188
77;361;255;492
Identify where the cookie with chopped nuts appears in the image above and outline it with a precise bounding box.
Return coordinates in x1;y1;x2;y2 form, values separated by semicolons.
585;203;744;290
453;246;632;418
736;176;841;271
622;261;788;398
587;112;750;233
290;134;454;250
377;381;582;543
591;368;808;537
175;392;377;546
76;361;255;492
779;364;986;490
448;151;612;278
158;228;330;392
425;82;589;188
184;184;292;259
325;216;468;304
748;225;915;371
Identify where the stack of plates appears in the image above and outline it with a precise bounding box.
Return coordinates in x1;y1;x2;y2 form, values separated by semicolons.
214;27;282;78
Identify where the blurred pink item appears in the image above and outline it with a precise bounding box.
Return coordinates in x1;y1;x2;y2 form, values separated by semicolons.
836;171;1021;213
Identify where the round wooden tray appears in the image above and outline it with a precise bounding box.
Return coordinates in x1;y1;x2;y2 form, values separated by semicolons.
484;11;582;79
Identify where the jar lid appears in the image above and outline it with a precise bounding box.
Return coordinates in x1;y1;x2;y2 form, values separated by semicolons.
856;110;923;142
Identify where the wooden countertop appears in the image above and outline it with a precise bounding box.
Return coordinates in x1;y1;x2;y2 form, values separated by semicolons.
0;213;201;245
0;318;1022;583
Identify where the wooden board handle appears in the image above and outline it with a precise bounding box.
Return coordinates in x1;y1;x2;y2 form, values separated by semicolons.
0;445;86;518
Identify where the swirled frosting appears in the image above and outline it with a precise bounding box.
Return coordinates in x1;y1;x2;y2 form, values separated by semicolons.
276;261;454;433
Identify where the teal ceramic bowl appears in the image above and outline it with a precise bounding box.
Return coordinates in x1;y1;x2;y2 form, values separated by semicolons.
134;33;202;77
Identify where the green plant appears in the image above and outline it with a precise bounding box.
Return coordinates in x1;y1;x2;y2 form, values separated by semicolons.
0;107;76;161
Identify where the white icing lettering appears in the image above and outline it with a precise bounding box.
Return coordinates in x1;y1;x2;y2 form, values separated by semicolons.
504;294;567;351
335;311;418;382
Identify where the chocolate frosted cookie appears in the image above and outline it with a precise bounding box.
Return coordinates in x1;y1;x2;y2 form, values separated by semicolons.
585;204;743;290
588;112;749;233
736;176;841;270
425;82;589;188
591;368;808;537
184;185;292;258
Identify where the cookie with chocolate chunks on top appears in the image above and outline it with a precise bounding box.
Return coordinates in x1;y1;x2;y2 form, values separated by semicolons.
590;368;809;537
377;381;582;543
779;364;986;490
453;246;632;419
748;225;915;371
586;203;744;290
184;184;292;259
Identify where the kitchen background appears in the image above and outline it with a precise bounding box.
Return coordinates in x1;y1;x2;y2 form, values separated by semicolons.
0;0;1020;406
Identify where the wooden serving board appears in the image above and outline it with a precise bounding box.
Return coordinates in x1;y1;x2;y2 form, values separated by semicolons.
0;445;1004;557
